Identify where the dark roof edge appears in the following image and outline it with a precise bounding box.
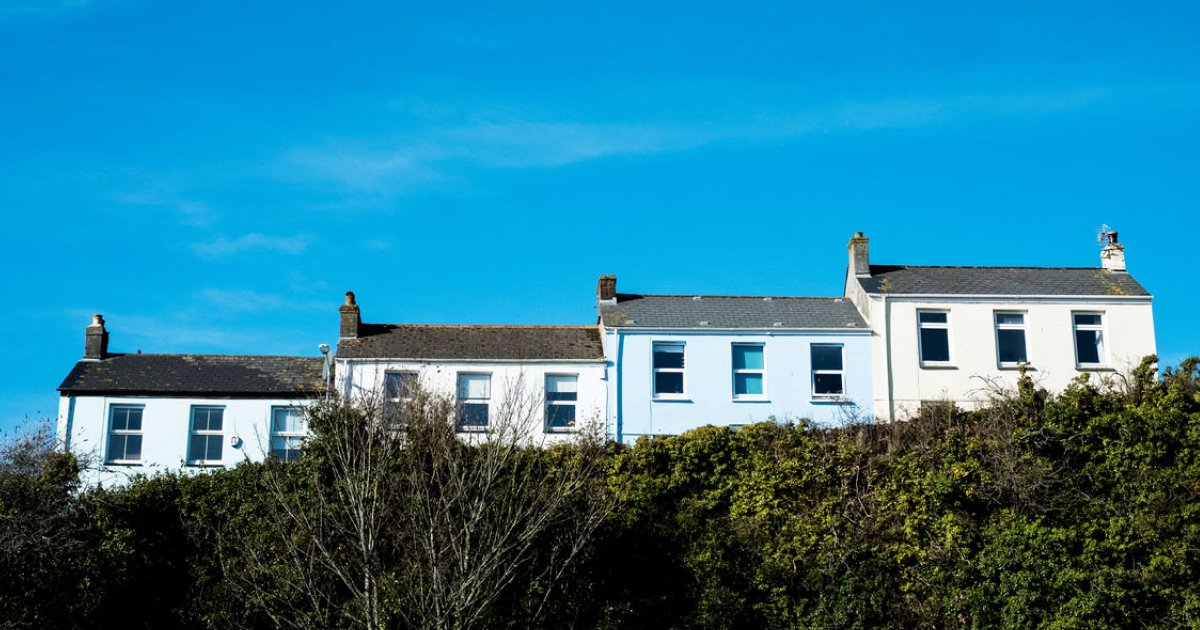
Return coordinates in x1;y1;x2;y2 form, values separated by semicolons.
612;293;848;300
59;389;325;398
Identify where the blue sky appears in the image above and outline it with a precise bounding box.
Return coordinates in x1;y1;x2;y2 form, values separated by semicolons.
2;1;1198;434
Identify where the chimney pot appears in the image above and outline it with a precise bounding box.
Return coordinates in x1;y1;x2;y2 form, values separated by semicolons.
597;275;617;302
340;291;361;339
847;232;871;278
85;313;109;360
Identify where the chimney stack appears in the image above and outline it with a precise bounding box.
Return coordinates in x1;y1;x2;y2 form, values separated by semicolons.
848;232;871;278
1101;230;1126;272
339;291;361;339
84;314;109;360
597;275;617;303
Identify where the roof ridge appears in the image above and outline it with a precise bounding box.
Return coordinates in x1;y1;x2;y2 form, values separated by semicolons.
873;264;1105;271
100;353;320;360
366;324;599;330
614;293;846;300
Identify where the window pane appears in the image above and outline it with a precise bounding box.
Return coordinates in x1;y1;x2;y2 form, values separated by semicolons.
811;345;843;371
107;435;126;461
188;435;206;461
124;435;142;460
732;345;763;370
814;373;844;395
207;435;223;461
111;409;127;431
546;391;577;402
653;345;685;369
386;372;417;398
1074;313;1102;326
919;312;948;324
654;372;684;395
1075;330;1102;364
996;313;1025;326
457;374;490;399
920;328;951;362
734;373;763;396
997;329;1028;363
547;404;576;428
459;403;489;428
273;408;302;434
546;375;578;393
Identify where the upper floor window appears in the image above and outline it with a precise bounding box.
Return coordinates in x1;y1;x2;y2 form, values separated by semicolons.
995;312;1029;367
1073;312;1107;367
457;373;491;431
811;344;845;398
917;311;951;365
545;375;578;432
384;371;418;402
188;406;224;466
652;342;686;398
106;405;143;464
271;407;306;461
731;343;765;399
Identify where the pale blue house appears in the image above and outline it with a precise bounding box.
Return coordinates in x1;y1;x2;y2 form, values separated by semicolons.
596;276;874;443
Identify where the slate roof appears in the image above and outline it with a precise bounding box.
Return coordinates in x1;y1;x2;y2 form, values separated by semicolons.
598;295;868;329
336;325;606;361
857;265;1151;297
59;354;326;397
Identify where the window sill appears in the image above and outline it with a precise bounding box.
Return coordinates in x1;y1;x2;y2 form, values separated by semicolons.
1076;365;1115;372
652;396;692;403
919;363;958;370
104;461;142;467
185;463;225;468
457;426;489;433
545;427;578;434
998;364;1035;371
732;397;770;403
811;397;853;405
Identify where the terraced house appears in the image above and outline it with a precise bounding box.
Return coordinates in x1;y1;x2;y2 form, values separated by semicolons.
55;231;1158;483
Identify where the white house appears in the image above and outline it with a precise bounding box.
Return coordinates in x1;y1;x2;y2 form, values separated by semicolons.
842;231;1157;420
57;315;327;486
596;276;875;443
333;292;607;444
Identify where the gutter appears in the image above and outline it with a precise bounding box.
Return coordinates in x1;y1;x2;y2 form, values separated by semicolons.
884;294;895;422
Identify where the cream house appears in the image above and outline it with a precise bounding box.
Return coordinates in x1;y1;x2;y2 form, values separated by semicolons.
843;231;1156;420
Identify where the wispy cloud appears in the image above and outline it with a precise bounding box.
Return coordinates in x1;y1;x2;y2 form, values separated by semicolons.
281;86;1115;196
64;308;311;355
192;233;309;259
200;288;325;314
116;190;217;227
1;0;90;18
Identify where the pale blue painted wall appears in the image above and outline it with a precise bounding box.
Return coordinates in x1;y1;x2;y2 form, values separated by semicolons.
603;329;874;442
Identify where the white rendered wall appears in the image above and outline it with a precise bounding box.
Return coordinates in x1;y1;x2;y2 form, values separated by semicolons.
57;394;316;486
602;329;875;443
336;359;608;445
861;296;1157;419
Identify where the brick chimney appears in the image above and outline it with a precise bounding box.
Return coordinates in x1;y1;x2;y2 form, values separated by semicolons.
597;275;617;303
339;291;361;340
1101;231;1126;272
84;314;109;360
848;232;871;278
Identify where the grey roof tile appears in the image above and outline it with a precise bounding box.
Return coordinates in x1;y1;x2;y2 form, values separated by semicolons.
337;325;605;361
598;295;867;329
858;265;1151;297
59;354;326;396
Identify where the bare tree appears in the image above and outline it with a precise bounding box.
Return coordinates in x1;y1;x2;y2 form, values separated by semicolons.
222;379;610;630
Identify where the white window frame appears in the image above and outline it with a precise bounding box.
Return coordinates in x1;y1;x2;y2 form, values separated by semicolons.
811;343;846;400
652;341;687;400
270;406;306;461
544;373;579;433
1072;311;1108;368
105;404;144;465
994;311;1030;368
916;310;953;366
384;370;419;403
187;405;225;467
456;372;491;432
731;343;766;400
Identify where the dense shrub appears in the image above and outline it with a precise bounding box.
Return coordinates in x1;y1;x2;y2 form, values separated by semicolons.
1;356;1197;629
